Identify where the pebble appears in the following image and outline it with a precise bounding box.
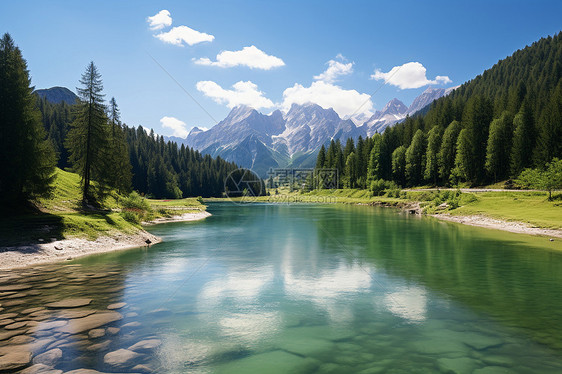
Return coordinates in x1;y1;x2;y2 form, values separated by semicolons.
107;302;127;310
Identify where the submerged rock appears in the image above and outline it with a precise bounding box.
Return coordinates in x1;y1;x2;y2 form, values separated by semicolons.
103;348;142;370
32;348;62;367
56;311;122;334
128;339;162;353
19;363;63;374
45;298;92;309
0;350;32;371
88;328;106;339
107;302;127;310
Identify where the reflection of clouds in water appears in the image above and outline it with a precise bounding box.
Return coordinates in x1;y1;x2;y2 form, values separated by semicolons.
220;311;281;343
160;257;191;274
284;262;372;324
199;265;274;302
384;286;427;323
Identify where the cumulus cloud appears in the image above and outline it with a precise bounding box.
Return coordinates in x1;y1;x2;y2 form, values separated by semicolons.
282;80;373;118
194;45;285;70
196;80;275;109
147;10;172;30
371;62;451;89
160;116;189;138
155;25;214;46
313;56;353;83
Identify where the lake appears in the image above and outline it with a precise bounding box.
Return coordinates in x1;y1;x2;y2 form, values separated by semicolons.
1;202;562;373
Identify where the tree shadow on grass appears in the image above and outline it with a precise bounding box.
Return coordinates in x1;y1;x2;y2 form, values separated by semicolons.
0;210;65;249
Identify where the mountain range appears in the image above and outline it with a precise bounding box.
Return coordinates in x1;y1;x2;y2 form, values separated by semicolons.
172;86;456;176
35;86;78;105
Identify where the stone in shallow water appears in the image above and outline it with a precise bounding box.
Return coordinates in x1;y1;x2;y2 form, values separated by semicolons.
216;350;319;374
3;299;26;306
56;309;97;319
56;311;122;334
0;329;27;341
107;327;120;335
32;320;68;331
128;339;162;353
121;321;141;330
7;334;34;345
21;307;46;315
86;339;112;352
5;321;27;330
132;364;153;373
0;318;15;327
65;370;114;374
103;348;142;370
0;312;19;320
45;298;92;309
32;348;62;367
0;350;32;371
0;284;32;292
460;332;504;351
437;357;482;373
107;302;127;310
89;328;106;339
19;363;63;374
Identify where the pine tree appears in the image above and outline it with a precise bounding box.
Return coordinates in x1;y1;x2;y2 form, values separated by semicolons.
438;120;461;184
485;111;514;182
405;130;426;186
107;97;132;193
0;33;56;206
345;152;358;188
66;61;109;203
316;145;326;169
461;96;493;183
392;146;407;187
424;126;442;185
367;134;382;183
452;128;472;184
534;82;562;165
510;101;535;176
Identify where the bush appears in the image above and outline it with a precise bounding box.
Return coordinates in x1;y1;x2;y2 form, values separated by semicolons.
120;192;152;223
370;179;400;196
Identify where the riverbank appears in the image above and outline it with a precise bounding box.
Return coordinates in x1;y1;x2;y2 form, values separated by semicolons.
0;211;212;270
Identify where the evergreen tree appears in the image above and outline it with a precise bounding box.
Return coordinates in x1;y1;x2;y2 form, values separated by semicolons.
438;121;461;184
107;97;132;193
461;96;493;183
485;111;514;182
452;128;472;184
367;134;383;183
316;145;326;169
424;126;442;185
0;33;56;206
392;146;407;187
405;129;426;186
345;152;358;188
510;101;535;176
534;82;562;165
66;61;109;203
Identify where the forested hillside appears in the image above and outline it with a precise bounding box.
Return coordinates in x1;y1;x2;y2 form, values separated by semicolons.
316;32;562;188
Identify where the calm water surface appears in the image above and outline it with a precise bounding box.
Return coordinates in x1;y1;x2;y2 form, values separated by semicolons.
1;202;562;373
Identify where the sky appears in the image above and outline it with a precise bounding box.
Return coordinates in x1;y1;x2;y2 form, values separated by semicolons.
1;0;561;138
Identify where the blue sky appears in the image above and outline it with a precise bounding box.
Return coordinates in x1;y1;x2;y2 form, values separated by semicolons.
1;0;561;137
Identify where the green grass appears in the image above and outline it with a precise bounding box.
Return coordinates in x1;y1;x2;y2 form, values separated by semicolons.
450;191;562;229
1;168;208;246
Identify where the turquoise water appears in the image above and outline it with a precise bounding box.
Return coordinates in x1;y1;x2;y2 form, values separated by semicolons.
1;202;562;373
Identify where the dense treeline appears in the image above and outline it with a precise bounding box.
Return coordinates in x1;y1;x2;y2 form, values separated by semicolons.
125;126;238;198
35;87;238;199
0;33;56;207
315;32;562;189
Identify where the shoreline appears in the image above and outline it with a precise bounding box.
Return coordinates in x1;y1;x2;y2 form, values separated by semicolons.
432;213;562;239
0;211;211;271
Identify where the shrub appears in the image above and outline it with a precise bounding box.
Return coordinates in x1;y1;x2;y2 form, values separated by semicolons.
370;179;400;196
120;192;152;223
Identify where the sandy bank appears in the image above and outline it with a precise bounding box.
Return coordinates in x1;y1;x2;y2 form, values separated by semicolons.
433;214;562;239
0;211;211;270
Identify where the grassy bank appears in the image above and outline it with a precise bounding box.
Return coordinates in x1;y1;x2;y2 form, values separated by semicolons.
1;168;206;246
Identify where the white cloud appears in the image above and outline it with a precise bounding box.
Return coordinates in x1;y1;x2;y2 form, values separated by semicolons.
160;116;189;138
196;80;275;109
282;80;373;118
155;25;214;46
194;45;285;70
313;57;353;83
147;10;173;30
371;62;451;89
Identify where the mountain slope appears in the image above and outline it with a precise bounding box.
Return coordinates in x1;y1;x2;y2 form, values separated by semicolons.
35;86;78;105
